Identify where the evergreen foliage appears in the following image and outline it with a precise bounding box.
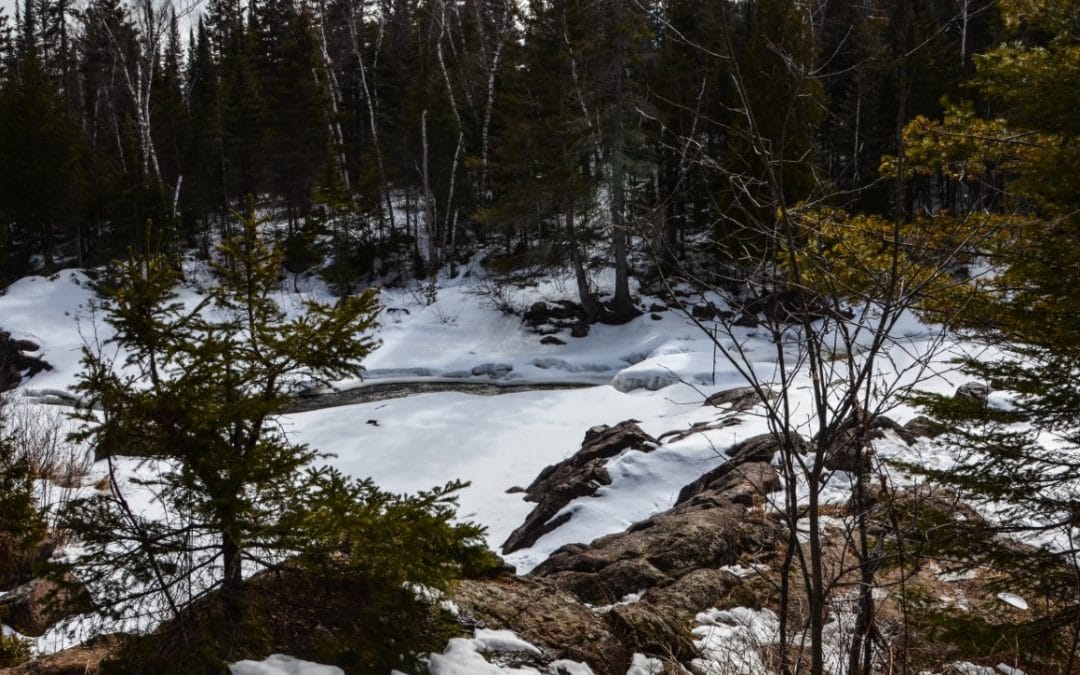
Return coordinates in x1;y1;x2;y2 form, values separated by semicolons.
0;0;1005;291
898;0;1080;659
61;206;488;668
0;394;47;591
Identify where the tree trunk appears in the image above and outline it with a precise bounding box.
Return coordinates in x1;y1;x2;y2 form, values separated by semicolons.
566;199;600;323
607;0;634;321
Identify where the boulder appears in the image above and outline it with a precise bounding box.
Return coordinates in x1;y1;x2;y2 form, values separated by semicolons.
451;576;627;674
4;634;125;675
570;323;590;339
904;415;947;440
540;336;566;346
0;330;53;392
502;421;658;554
954;381;991;404
0;534;59;590
703;386;773;412
0;574;89;637
820;413;916;473
523;301;584;327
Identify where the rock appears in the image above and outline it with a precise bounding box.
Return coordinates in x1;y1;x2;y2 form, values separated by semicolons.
650;313;662;321
732;311;759;328
452;576;626;674
574;422;657;465
0;330;53;392
692;303;718;320
904;415;947;440
471;363;513;379
821;413;916;473
676;460;782;508
655;417;742;445
570;322;590;339
0;574;89;637
524;302;549;324
727;432;806;465
5;634;125;674
540;335;566;346
955;381;991;404
487;435;783;672
823;442;870;473
607;568;741;661
648;303;667;313
703;386;772;412
524;301;584;327
0;534;59;590
502;421;658;554
533;465;780;603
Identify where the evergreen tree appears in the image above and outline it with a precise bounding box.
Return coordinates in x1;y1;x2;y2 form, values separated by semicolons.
150;8;188;218
184;18;227;237
905;0;1080;663
63;206;423;664
0;395;46;589
0;4;80;277
256;0;330;231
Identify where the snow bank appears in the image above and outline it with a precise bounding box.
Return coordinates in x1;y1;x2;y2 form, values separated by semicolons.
229;654;344;675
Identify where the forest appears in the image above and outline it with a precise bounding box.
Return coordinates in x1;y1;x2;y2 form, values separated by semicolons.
0;0;1002;292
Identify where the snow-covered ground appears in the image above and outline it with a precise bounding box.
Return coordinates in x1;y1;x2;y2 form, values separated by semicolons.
0;258;984;670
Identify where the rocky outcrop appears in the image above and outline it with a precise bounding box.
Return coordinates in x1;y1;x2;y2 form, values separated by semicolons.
463;431;784;674
674;432;802;505
532;460;781;605
502;421;658;554
0;331;52;391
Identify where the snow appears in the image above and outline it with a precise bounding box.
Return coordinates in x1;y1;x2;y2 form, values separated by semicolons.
692;607;781;675
928;664;1028;675
624;653;664;674
0;255;1040;665
229;654;344;675
995;592;1029;610
473;629;543;655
